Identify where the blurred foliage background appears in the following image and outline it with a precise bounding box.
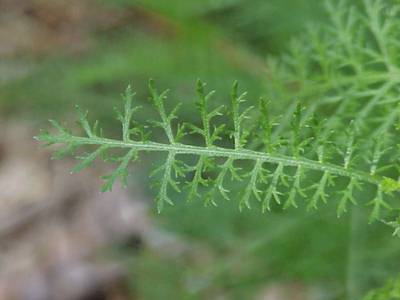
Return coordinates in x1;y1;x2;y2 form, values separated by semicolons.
1;0;399;299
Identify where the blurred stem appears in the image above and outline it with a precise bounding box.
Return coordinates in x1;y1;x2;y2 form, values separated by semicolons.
346;207;363;300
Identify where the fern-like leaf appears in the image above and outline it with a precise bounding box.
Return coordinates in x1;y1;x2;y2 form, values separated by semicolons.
36;0;400;226
36;80;399;222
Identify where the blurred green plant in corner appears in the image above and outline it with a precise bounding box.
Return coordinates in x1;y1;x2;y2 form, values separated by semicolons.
363;276;400;299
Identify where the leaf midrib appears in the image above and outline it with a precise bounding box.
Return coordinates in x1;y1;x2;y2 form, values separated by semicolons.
50;134;381;186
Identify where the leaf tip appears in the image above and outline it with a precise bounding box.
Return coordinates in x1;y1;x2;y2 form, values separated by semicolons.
381;177;400;193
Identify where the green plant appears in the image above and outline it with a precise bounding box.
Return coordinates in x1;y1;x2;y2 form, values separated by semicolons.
363;276;400;299
36;0;400;227
36;77;399;219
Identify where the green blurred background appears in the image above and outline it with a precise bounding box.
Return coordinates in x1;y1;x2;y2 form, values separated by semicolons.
1;0;399;299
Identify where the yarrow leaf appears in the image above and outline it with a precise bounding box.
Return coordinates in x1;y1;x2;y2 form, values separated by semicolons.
36;0;400;228
35;79;399;223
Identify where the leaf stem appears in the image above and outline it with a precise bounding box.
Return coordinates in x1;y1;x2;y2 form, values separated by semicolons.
46;134;382;186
